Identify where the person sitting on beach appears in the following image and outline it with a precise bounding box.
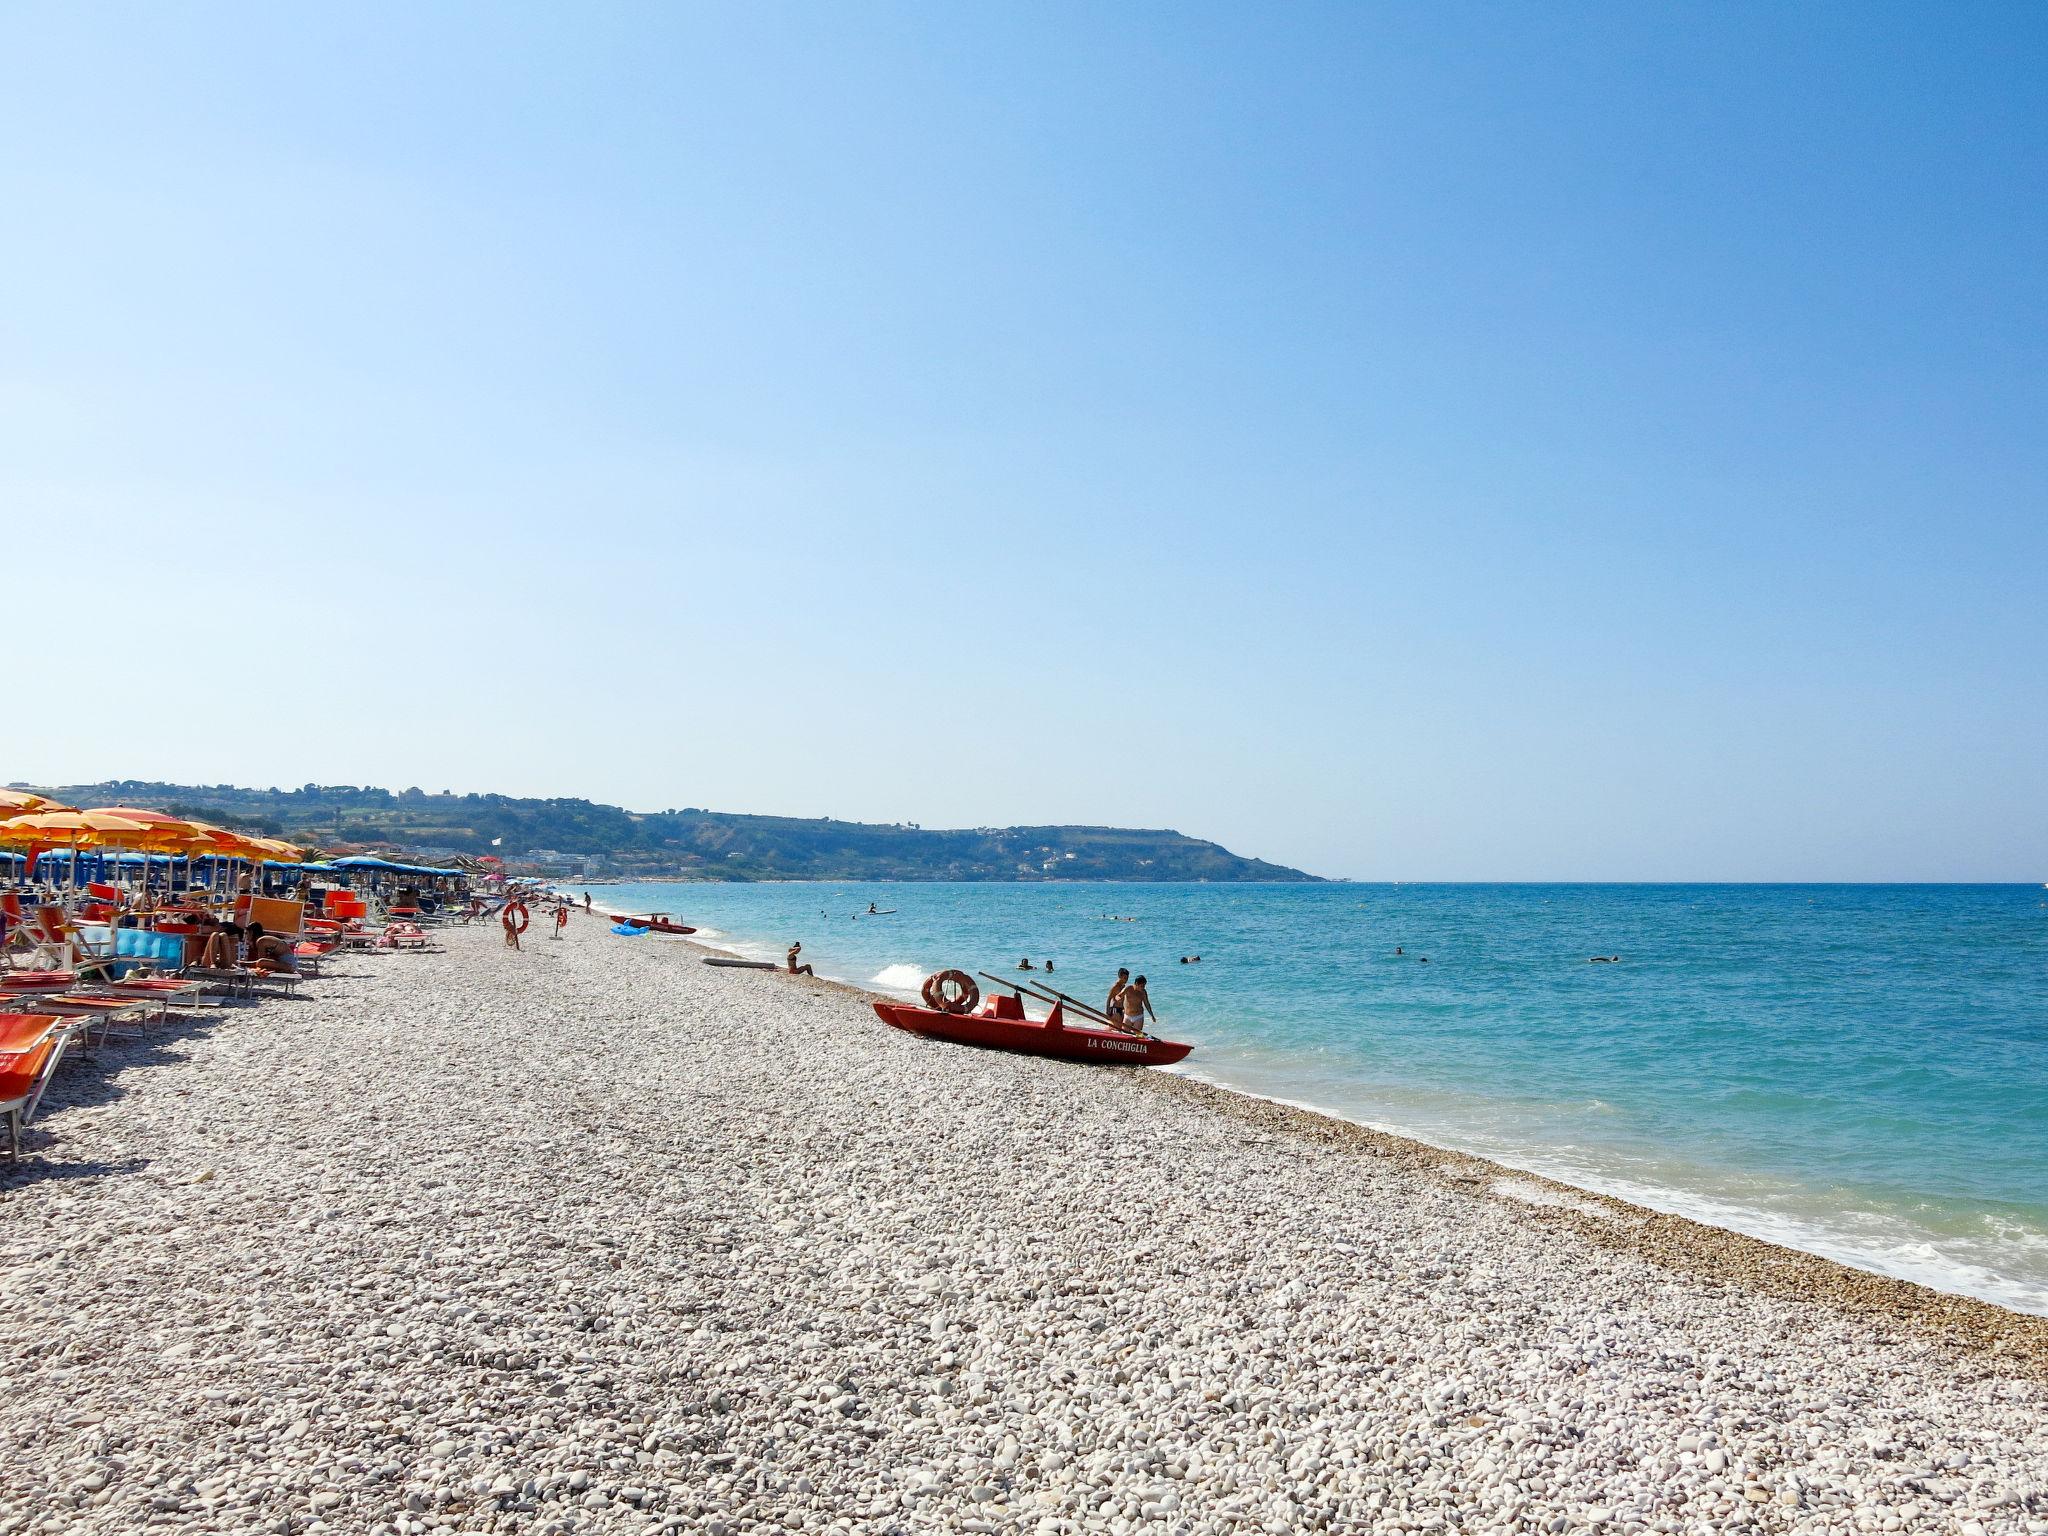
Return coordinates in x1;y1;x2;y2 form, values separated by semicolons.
247;931;298;974
1106;967;1130;1016
1119;975;1156;1034
786;942;814;977
195;915;241;969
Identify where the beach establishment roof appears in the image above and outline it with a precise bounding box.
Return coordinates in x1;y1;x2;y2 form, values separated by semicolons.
328;855;467;877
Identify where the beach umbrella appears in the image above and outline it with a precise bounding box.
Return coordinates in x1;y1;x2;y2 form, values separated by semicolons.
0;789;74;815
73;807;252;895
0;809;159;847
86;808;266;864
0;809;159;890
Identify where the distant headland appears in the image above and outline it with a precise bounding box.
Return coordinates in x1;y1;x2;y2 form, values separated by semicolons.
18;781;1322;884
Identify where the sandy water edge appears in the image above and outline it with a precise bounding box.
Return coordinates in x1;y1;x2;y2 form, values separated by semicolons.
7;906;2047;1534
591;900;2048;1378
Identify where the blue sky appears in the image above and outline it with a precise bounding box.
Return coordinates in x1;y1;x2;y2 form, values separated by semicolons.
4;3;2043;879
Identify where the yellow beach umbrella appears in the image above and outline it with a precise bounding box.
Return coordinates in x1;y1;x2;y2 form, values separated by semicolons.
0;809;159;886
0;809;158;848
0;789;73;815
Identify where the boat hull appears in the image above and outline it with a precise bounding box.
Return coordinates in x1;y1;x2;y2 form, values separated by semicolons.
871;1002;1191;1067
617;915;697;934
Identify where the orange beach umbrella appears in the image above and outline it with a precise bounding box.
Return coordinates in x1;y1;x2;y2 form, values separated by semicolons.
0;809;160;848
0;789;73;815
82;808;265;857
0;809;161;879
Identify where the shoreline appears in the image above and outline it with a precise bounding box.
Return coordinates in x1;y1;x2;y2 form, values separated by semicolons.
589;896;2048;1371
7;911;2047;1533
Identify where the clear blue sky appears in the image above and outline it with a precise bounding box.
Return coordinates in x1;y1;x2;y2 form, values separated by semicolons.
4;3;2043;879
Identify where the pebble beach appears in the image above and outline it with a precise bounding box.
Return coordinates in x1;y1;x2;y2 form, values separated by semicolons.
4;911;2046;1536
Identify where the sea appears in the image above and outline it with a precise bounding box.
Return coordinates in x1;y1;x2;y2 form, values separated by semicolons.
578;880;2048;1316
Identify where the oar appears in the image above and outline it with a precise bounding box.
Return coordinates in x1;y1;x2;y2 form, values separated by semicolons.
976;970;1090;1019
975;972;1130;1032
1049;985;1154;1034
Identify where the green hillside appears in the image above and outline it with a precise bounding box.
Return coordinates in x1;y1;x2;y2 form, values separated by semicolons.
21;781;1321;883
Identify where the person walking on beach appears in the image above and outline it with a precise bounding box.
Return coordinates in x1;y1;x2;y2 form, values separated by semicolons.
1106;967;1130;1018
786;942;814;977
1119;975;1156;1034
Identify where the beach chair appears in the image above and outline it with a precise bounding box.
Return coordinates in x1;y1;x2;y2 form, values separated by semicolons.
0;970;76;999
96;975;209;1012
3;903;73;972
71;924;130;985
244;896;332;976
0;1014;75;1161
27;991;162;1046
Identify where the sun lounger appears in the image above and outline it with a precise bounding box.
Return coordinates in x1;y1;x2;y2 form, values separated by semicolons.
179;961;300;999
0;1015;76;1160
98;976;209;1010
0;1013;69;1053
27;992;163;1046
0;971;76;997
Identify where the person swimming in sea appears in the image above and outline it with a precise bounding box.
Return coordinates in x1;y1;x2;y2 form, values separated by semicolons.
1044;960;1054;974
1018;957;1034;971
1589;955;1621;963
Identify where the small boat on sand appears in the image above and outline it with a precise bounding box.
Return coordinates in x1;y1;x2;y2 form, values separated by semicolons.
871;991;1192;1067
615;913;697;935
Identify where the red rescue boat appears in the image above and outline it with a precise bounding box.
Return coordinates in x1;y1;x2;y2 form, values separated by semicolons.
871;991;1192;1067
616;913;697;935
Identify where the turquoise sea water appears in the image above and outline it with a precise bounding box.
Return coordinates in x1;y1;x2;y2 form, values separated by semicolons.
585;881;2048;1315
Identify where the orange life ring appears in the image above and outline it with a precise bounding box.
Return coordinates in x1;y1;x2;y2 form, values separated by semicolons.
921;968;979;1015
502;901;530;934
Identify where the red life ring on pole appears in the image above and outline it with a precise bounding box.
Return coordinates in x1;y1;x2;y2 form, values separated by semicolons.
921;968;979;1015
502;901;530;935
